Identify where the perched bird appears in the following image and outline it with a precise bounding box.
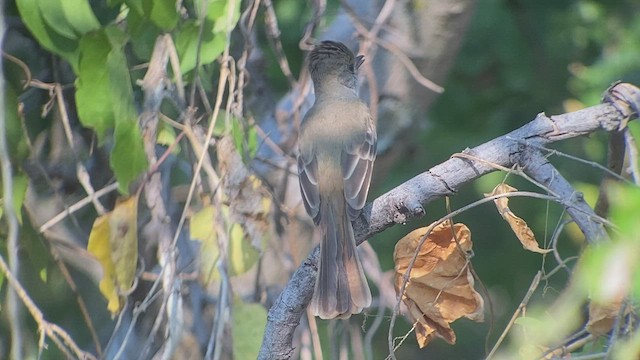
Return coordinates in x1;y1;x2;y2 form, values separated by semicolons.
297;41;377;319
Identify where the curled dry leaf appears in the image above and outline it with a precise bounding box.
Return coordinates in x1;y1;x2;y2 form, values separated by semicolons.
87;195;139;316
485;183;551;254
394;221;484;348
587;297;624;336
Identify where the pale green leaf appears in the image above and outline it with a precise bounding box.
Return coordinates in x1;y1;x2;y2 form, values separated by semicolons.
143;0;179;30
12;174;28;224
60;0;101;35
191;206;220;284
111;120;148;195
233;300;267;360
228;223;259;276
39;268;48;283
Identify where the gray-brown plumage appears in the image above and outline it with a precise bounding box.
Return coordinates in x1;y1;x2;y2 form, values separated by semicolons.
297;41;376;319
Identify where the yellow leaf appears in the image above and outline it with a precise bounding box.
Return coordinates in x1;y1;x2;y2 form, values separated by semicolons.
191;205;220;284
394;221;484;348
87;195;139;316
109;196;138;295
88;214;119;314
228;222;259;276
485;184;551;254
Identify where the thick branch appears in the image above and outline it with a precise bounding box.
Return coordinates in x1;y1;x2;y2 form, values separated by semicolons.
259;83;640;359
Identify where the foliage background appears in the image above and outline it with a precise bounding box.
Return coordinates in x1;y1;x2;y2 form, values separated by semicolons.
1;0;639;359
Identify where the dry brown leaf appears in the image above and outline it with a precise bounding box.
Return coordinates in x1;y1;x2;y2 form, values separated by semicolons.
587;296;624;336
485;183;551;254
394;221;484;348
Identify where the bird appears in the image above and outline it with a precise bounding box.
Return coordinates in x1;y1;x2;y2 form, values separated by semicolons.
297;40;376;319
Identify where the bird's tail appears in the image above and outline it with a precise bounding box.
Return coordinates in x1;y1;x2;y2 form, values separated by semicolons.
311;199;371;319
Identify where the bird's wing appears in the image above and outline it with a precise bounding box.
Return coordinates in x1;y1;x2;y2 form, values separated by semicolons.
298;149;321;224
341;116;377;221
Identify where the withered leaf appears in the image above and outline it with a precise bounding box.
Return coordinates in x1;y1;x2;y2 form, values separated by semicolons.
587;298;624;336
87;195;139;315
485;183;551;254
394;221;484;348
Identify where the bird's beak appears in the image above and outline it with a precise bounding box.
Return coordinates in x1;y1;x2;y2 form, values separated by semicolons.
355;55;365;70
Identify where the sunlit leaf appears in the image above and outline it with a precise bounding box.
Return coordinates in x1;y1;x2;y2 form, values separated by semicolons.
228;222;259;276
142;0;179;30
87;196;139;315
156;120;179;152
191;205;220;284
59;0;101;35
485;183;551;254
87;214;118;314
394;220;484;347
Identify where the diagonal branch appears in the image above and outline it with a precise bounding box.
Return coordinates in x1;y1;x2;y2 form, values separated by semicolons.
259;82;640;359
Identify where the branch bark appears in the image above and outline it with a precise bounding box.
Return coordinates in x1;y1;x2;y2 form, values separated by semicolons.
258;83;640;359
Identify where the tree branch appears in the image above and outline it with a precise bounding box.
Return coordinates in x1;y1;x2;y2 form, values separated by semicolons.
259;83;640;359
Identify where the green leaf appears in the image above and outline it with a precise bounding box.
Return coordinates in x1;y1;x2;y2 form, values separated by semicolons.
111;120;148;195
39;268;48;283
232;300;267;360
124;0;144;14
37;0;79;39
157;121;181;153
60;0;101;35
246;124;259;158
174;0;243;75
228;222;259;276
75;31;114;138
208;0;241;33
76;27;147;192
142;0;179;30
108;0;125;7
175;19;226;74
231;117;243;154
0;174;28;225
12;175;28;225
5;87;29;161
16;0;80;70
126;6;161;60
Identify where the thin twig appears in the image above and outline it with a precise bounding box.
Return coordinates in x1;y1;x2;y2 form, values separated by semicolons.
262;0;297;88
38;182;120;233
486;272;542;359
